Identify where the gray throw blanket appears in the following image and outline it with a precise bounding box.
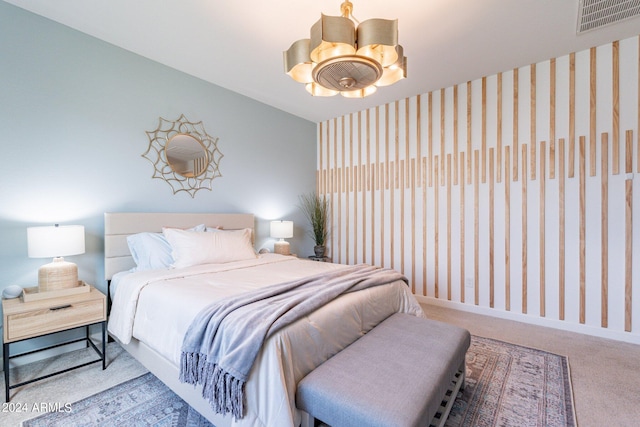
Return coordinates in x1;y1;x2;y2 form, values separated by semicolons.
179;264;407;419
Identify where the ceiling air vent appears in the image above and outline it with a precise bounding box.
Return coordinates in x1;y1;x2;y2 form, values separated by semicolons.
577;0;640;33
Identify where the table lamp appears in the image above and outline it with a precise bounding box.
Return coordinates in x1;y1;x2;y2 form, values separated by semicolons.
27;224;85;292
270;220;293;255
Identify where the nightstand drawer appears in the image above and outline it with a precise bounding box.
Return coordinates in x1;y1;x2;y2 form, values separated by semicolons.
5;298;104;342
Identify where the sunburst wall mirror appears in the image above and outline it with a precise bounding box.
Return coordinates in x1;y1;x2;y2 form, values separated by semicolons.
143;114;223;198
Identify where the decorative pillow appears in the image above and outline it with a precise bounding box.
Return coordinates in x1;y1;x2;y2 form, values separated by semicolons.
162;227;256;268
127;224;205;271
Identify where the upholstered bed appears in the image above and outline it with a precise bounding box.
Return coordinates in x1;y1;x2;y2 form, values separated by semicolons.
104;212;424;427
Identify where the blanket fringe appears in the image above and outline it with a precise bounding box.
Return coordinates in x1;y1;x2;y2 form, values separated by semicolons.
180;352;245;419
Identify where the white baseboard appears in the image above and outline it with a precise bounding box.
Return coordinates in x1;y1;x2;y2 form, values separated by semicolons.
416;295;640;346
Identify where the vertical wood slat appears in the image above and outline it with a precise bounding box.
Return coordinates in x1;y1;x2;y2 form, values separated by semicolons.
579;136;586;324
626;130;634;174
550;141;556;179
347;117;352;264
497;73;503;183
341;117;345;193
380;161;385;267
406;99;411;188
474;150;480;305
489;148;495;308
332;168;336;256
434;156;440;298
385;105;390;190
319;122;324;194
559;139;566;320
337;170;342;263
447;154;452;300
522;143;528;314
373;106;380;190
570;53;576;178
531;63;537;180
482;77;487;183
540;141;546;317
626;177;633;332
361;165;366;264
417;95;422;185
390;161;394;268
400;160;406;277
590;47;597;177
370;163;376;266
357;111;362;192
353;165;358;263
411;158;416;293
625;130;633;331
569;138;576;178
550;58;556;175
339;118;344;262
467;81;472;185
513;68;519;182
429;92;434;187
612;41;620;175
460;152;466;303
422;156;428;296
454;86;459;185
393;104;398;190
601;133;609;328
441;89;446;185
505;146;511;311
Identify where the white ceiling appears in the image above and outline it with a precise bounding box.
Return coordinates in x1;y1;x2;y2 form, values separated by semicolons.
5;0;640;123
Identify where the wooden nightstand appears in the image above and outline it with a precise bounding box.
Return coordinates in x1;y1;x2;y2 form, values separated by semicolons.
2;286;107;402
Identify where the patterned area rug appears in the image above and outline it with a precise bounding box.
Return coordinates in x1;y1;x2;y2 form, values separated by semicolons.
23;336;575;427
445;336;576;427
22;373;211;427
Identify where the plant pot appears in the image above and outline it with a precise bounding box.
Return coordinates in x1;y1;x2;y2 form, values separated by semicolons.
314;245;326;258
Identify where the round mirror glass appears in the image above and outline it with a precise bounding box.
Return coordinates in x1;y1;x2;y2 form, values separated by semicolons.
165;134;209;178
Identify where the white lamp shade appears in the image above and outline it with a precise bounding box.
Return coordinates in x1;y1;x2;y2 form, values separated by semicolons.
270;220;293;239
27;225;85;258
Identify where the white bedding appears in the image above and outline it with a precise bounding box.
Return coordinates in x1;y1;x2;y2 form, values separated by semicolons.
108;253;424;427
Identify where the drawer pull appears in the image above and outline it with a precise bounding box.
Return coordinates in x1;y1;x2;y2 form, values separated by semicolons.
49;304;72;311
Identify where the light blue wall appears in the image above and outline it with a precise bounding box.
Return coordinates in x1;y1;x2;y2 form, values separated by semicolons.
0;2;317;351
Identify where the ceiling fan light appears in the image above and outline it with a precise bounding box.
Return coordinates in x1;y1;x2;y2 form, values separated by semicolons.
341;85;377;98
305;82;339;97
284;1;406;99
310;14;356;63
356;18;399;67
283;39;314;83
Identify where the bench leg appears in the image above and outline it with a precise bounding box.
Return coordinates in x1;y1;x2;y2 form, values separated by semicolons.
300;410;315;427
460;361;466;392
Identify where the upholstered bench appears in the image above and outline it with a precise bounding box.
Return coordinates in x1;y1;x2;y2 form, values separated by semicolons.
295;313;471;427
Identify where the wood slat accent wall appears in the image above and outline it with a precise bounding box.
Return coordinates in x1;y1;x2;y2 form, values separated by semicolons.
317;35;640;337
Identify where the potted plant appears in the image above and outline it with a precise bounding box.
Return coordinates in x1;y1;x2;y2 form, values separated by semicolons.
298;192;329;258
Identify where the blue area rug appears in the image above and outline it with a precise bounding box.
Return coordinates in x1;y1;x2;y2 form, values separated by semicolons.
22;372;213;427
22;336;575;427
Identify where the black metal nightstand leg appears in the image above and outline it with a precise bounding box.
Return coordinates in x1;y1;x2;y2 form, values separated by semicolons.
101;322;106;370
4;342;9;402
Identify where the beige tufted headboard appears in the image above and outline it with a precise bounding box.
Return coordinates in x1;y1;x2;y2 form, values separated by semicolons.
103;212;255;280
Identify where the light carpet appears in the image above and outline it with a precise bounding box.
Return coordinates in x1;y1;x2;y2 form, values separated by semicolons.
21;335;575;427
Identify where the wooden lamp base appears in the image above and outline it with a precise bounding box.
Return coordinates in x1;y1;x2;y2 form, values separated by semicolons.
274;240;291;255
38;257;79;292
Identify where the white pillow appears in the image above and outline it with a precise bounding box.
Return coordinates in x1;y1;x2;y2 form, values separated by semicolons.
163;228;256;268
127;224;205;271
